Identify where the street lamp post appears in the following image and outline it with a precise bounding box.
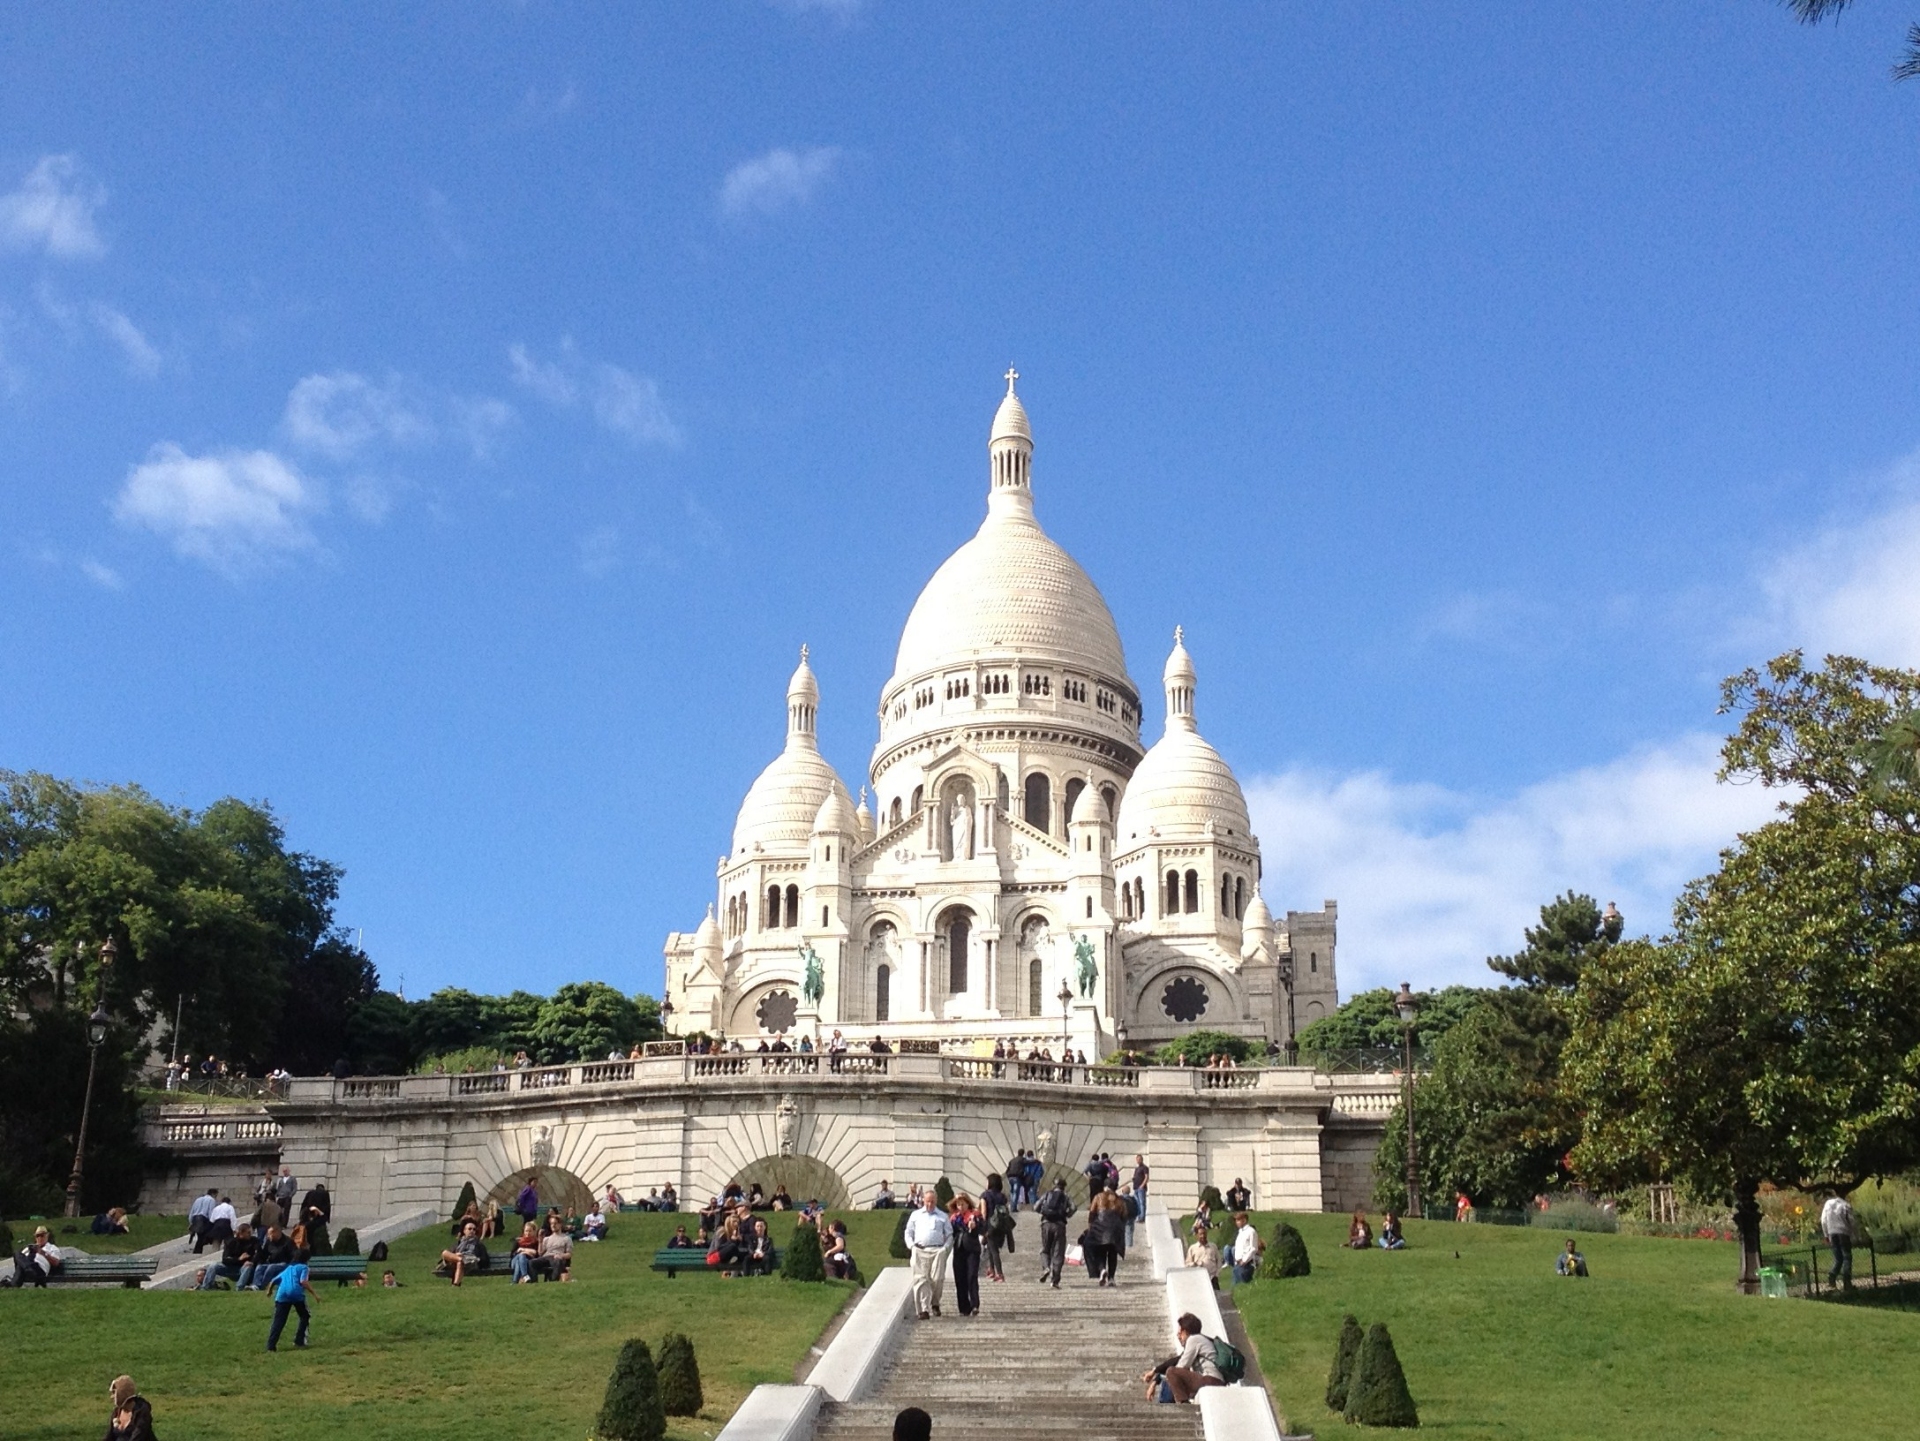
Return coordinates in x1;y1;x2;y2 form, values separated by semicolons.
1393;981;1421;1218
659;997;675;1038
65;936;116;1218
1058;980;1073;1074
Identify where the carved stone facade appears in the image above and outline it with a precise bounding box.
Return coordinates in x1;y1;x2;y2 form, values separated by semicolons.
665;379;1339;1055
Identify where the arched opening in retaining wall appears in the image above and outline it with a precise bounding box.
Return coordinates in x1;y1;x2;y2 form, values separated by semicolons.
726;1154;852;1210
485;1165;594;1216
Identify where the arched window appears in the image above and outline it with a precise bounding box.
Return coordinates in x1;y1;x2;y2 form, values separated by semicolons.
1222;875;1233;915
1024;773;1051;832
948;912;970;993
1029;957;1042;1016
766;885;781;930
1184;870;1199;914
1121;883;1132;919
1099;784;1117;821
1234;876;1245;919
1165;870;1180;916
1310;951;1318;974
1063;777;1086;825
875;964;891;1022
911;785;923;814
1085;896;1093;919
997;773;1010;810
1133;877;1145;918
784;884;800;929
889;797;902;826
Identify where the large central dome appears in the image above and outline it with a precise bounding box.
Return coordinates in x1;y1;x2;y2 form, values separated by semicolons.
888;377;1129;692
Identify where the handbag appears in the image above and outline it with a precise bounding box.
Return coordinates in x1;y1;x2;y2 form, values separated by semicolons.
705;1249;722;1266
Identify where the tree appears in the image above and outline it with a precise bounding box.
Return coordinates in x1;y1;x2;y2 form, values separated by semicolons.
1786;1;1920;83
781;1219;827;1281
1326;1314;1364;1412
655;1332;703;1417
1343;1323;1419;1428
1296;985;1487;1055
450;1180;478;1224
531;982;653;1063
1150;1029;1261;1066
596;1339;666;1441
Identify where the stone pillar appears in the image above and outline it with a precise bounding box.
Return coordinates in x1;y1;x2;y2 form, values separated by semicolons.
1261;1114;1325;1212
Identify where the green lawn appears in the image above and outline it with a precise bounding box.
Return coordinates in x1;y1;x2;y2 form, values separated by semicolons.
1222;1212;1920;1440
5;1210;904;1441
7;1212;191;1255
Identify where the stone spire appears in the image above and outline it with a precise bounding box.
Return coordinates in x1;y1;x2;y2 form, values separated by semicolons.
787;644;819;748
1163;627;1197;731
987;368;1033;516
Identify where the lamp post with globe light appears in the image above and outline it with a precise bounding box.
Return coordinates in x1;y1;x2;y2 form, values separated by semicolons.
65;936;116;1218
1393;981;1421;1217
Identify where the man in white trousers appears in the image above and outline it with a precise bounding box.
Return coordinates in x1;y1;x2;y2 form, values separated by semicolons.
904;1188;953;1319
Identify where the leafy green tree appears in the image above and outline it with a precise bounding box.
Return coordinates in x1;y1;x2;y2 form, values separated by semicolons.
1150;1029;1260;1066
1296;985;1487;1054
450;1180;478;1225
532;981;656;1063
596;1339;666;1441
888;1209;910;1258
346;991;417;1076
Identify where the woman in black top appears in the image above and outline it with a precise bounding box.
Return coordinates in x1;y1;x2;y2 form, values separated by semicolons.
979;1173;1012;1281
948;1193;985;1316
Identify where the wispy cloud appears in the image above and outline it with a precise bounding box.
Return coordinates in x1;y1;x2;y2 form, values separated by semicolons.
1246;734;1780;994
1751;447;1920;668
578;524;619;578
509;341;682;447
113;444;321;576
770;0;864;18
0;155;107;259
89;303;160;376
720;146;841;218
79;558;124;590
283;371;436;460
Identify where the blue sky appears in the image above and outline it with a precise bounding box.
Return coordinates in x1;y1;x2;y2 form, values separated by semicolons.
4;3;1918;1000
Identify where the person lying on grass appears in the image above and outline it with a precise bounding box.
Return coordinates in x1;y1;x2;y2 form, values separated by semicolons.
441;1220;489;1284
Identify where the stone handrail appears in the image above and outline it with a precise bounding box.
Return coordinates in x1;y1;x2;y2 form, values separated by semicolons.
157;1116;284;1145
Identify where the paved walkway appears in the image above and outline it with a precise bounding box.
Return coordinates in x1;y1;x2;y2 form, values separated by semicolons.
813;1238;1205;1441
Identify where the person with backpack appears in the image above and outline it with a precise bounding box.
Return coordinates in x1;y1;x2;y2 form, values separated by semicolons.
1141;1312;1229;1403
1035;1178;1076;1288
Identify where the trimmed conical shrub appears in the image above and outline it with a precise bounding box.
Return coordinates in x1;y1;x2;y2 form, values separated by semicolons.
1262;1221;1310;1278
1344;1322;1419;1428
889;1209;910;1258
1325;1314;1363;1411
1198;1185;1224;1215
656;1331;703;1417
597;1338;667;1441
934;1175;955;1207
782;1219;827;1281
333;1226;359;1255
449;1181;477;1224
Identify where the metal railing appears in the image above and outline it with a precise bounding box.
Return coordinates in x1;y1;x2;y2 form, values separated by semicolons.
1764;1239;1919;1309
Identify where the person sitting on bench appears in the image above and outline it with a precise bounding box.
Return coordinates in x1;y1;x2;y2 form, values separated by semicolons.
538;1214;574;1282
509;1222;543;1283
440;1220;488;1284
198;1223;258;1289
742;1218;774;1276
7;1226;63;1287
666;1224;697;1249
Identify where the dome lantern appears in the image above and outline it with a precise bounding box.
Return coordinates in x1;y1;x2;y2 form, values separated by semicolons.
787;644;819;747
1165;626;1197;730
987;366;1033;515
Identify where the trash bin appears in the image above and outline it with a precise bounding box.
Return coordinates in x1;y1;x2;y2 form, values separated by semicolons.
1759;1267;1787;1299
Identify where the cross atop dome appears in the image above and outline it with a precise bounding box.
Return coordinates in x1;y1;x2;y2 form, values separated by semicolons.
1004;365;1019;393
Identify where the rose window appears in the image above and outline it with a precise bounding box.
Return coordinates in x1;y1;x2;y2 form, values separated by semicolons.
755;989;798;1034
1160;975;1210;1024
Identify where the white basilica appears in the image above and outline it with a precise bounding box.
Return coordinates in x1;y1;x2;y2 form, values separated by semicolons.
663;376;1339;1055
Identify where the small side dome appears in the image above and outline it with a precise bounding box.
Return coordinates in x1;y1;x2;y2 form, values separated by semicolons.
814;788;859;836
1241;891;1275;960
695;905;723;951
855;787;876;843
732;649;853;853
1116;629;1252;841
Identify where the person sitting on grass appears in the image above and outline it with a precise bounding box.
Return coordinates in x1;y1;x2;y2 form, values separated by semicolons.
539;1213;575;1281
581;1204;607;1241
1185;1224;1223;1290
382;1270;401;1287
481;1200;504;1238
1556;1238;1589;1277
440;1219;489;1285
1224;1178;1251;1212
1347;1209;1374;1249
742;1217;775;1276
824;1221;854;1279
1378;1211;1406;1250
105;1375;155;1441
1142;1311;1225;1404
667;1223;696;1249
509;1222;543;1283
198;1222;258;1289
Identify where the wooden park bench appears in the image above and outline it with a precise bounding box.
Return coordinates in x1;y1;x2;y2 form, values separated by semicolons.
307;1254;370;1285
48;1255;159;1289
650;1245;782;1278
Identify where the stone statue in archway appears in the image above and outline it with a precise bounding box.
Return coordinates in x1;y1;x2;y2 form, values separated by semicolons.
1074;933;1099;998
776;1095;801;1157
530;1124;554;1170
1034;1128;1054;1166
949;798;973;861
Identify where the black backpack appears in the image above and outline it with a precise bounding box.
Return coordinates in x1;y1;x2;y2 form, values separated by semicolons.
368;1240;389;1262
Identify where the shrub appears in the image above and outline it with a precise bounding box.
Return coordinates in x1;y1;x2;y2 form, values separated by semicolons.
655;1331;703;1417
304;1220;332;1256
782;1220;826;1281
413;1045;512;1075
596;1339;666;1441
933;1175;955;1208
1262;1221;1311;1279
1529;1198;1618;1234
1854;1177;1920;1255
1344;1322;1419;1428
449;1180;477;1224
1326;1314;1364;1411
333;1226;360;1255
889;1209;910;1259
1197;1185;1224;1215
1151;1029;1260;1066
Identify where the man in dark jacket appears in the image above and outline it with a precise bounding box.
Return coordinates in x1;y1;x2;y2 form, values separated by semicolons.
1035;1179;1076;1288
245;1225;296;1291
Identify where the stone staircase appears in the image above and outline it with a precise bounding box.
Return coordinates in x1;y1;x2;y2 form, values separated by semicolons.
812;1245;1205;1441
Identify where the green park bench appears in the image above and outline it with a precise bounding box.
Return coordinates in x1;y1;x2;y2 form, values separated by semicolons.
48;1255;159;1289
650;1245;782;1277
307;1254;370;1285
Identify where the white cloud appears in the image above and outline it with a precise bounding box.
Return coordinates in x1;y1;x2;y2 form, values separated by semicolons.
452;395;517;460
0;155;106;259
283;371;435;460
579;525;619;578
719;146;841;217
113;443;320;575
509;342;680;447
1753;448;1920;668
508;342;578;406
89;303;159;376
1245;734;1781;995
79;558;123;589
592;364;681;446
